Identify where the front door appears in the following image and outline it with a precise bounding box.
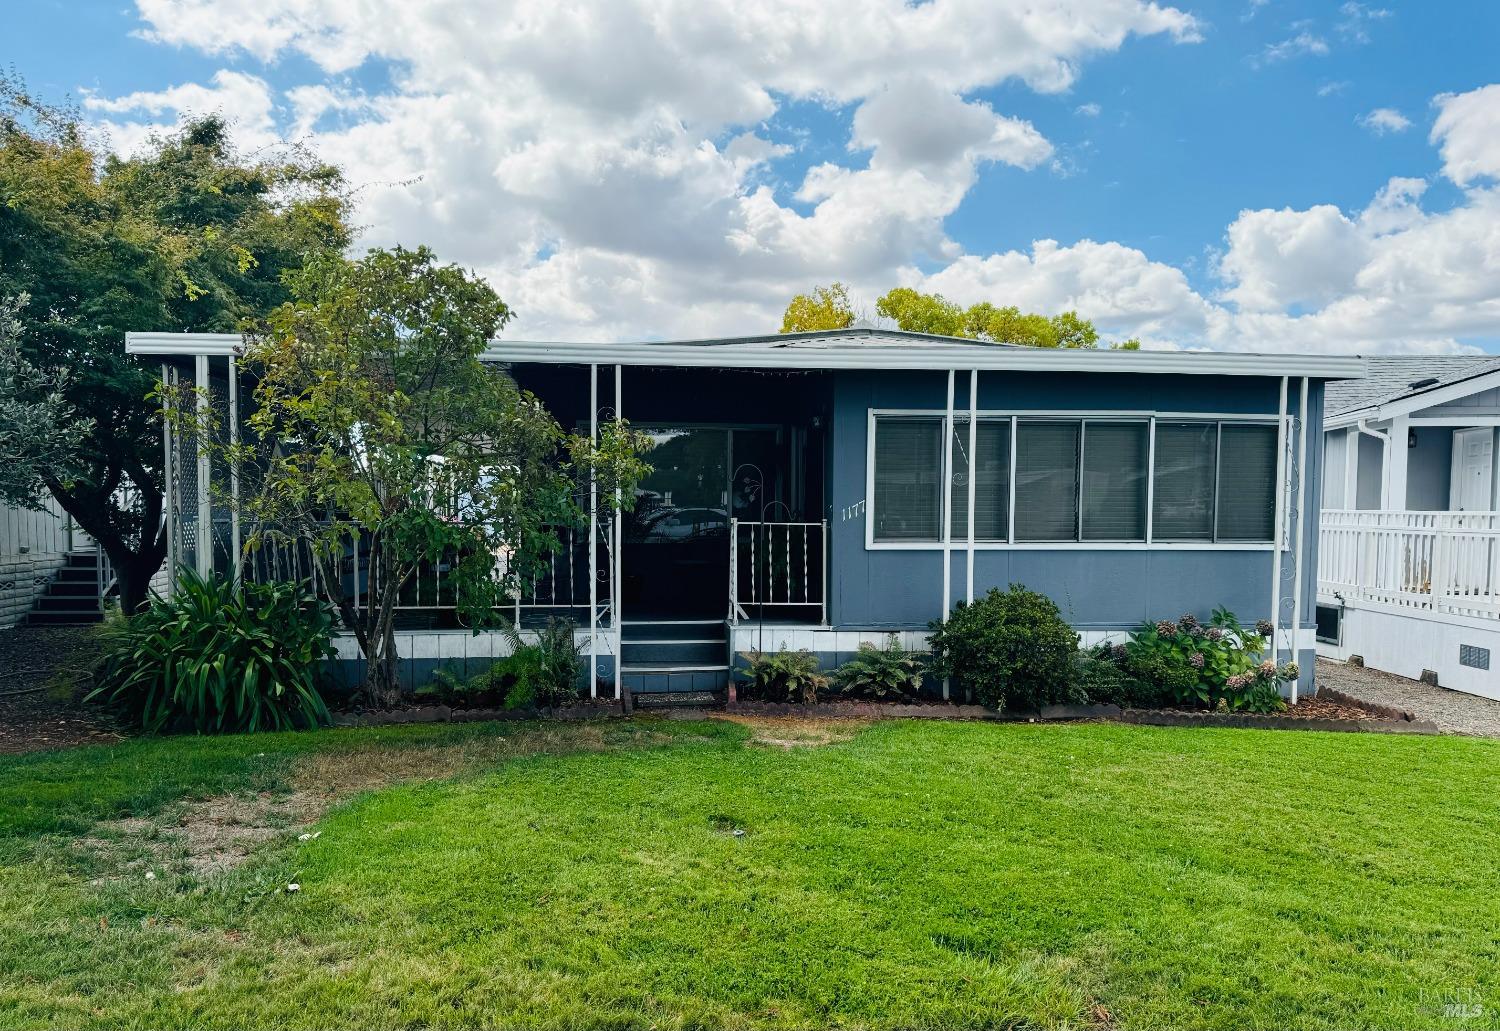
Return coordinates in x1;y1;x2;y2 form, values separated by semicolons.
623;427;732;616
1450;428;1494;511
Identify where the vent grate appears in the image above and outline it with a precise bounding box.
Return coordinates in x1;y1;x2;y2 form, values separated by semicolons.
1459;644;1490;671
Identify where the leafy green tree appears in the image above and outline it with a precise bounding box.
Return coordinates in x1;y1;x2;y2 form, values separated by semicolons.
0;294;92;507
779;282;856;332
873;287;1133;349
207;247;650;708
0;75;350;612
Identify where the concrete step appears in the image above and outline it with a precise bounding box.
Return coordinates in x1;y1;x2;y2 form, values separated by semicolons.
621;639;726;665
27;609;103;625
621;619;726;642
622;663;730;695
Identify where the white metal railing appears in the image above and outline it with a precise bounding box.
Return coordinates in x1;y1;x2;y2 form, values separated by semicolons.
1319;509;1500;619
730;519;826;625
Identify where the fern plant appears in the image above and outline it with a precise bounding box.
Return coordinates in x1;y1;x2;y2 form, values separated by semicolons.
86;568;334;734
831;636;925;702
738;647;827;704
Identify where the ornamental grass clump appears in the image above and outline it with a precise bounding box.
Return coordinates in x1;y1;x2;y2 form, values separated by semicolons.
87;568;335;734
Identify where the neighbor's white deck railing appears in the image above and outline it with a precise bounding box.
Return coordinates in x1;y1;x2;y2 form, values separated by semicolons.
1319;509;1500;620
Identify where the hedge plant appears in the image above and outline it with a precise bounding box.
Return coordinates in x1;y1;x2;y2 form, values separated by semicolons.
928;584;1080;712
87;568;334;733
831;636;925;702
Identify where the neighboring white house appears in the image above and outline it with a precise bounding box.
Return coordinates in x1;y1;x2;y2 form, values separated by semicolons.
1318;355;1500;700
0;497;82;627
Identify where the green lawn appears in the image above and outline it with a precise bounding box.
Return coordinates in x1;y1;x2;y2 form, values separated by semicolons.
1;717;1497;1030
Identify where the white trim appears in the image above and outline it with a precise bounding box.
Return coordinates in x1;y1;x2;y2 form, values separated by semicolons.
867;408;1284;552
1405;415;1500;427
588;362;598;699
941;369;954;626
194;354;212;579
613;363;622;701
1270;376;1288;655
965;369;977;606
126;330;1366;380
1291;377;1309;703
228;353;241;586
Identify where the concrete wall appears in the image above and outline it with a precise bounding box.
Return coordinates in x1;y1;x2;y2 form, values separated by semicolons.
1318;602;1500;701
826;369;1324;694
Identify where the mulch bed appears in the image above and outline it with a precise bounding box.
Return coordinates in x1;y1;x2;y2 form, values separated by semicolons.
0;625;125;755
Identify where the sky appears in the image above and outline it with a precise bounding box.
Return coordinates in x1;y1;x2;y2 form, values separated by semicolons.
10;0;1500;353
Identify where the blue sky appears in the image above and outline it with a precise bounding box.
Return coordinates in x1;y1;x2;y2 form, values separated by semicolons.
11;1;1500;352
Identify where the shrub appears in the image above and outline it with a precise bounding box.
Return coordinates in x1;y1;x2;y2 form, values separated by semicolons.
1116;608;1296;711
738;648;826;704
1070;646;1176;709
928;585;1080;712
831;636;925;702
421;617;582;710
86;569;334;734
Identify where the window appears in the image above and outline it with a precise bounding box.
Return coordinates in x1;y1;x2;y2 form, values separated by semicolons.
1015;421;1080;541
1216;423;1278;540
1152;423;1216;540
950;419;1010;541
1082;422;1148;541
870;411;1280;547
872;417;943;542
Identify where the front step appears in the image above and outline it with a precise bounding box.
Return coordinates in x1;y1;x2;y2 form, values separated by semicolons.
621;620;729;695
26;552;103;625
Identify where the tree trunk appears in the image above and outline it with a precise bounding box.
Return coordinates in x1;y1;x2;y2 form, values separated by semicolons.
364;619;402;710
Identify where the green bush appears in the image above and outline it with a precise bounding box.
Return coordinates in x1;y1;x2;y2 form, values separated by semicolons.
928;585;1080;712
86;568;334;734
1070;646;1175;708
831;636;925;702
738;648;827;704
1113;608;1296;712
423;617;582;710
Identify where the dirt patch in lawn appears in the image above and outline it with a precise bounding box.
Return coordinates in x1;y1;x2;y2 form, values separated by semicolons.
77;723;712;880
0;626;124;755
713;714;870;748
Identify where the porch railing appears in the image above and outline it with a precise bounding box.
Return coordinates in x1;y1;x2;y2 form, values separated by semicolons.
730;519;826;625
1319;509;1500;620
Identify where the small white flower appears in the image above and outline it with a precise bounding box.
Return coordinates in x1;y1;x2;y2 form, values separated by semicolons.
287;883;300;893
298;833;312;841
144;871;156;881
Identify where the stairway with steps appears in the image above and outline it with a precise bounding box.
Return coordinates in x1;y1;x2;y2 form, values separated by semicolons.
28;552;103;625
620;619;730;698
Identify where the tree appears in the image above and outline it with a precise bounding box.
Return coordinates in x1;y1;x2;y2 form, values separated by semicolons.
779;282;856;332
0;74;350;612
875;287;965;336
0;294;92;507
872;287;1131;349
202;247;650;708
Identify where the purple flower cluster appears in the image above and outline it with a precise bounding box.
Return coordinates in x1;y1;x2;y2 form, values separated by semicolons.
1112;643;1129;661
1254;619;1274;637
1189;652;1205;669
1178;613;1201;634
1206;626;1224;642
1257;659;1277;676
1155;620;1178;637
1225;672;1252;690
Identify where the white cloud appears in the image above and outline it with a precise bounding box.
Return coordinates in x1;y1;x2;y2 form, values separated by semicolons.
1317;80;1350;97
1075;102;1102;117
86;5;1500;355
1336;2;1393;44
1358;107;1411;135
1432;84;1500;186
1254;32;1329;67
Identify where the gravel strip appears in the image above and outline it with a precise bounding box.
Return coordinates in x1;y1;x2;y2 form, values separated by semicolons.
1316;657;1500;737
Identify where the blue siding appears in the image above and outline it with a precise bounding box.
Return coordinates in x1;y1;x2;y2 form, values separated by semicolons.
827;369;1326;645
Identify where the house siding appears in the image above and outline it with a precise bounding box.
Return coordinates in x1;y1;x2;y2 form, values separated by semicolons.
826;368;1324;690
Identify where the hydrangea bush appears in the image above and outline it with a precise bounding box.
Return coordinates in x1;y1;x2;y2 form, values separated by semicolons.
1089;607;1299;713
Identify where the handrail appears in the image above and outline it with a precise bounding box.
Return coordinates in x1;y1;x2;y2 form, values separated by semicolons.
730;518;827;625
1319;509;1500;620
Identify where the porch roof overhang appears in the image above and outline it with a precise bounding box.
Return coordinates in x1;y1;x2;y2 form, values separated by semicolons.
1324;366;1500;430
126;328;1367;381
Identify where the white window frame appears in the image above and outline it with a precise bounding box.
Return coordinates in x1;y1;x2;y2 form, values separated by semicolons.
865;408;1287;552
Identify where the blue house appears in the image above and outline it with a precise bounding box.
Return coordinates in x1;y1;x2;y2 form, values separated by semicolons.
127;328;1363;700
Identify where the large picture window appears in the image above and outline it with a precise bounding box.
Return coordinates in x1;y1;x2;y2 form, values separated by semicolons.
869;413;1280;546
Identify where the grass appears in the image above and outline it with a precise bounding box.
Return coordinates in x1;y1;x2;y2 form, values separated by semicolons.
1;717;1497;1030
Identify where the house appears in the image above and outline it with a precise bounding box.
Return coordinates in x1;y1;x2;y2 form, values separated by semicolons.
1318;355;1500;700
125;328;1361;699
0;497;103;628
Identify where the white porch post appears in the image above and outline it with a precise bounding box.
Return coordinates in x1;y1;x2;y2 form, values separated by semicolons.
1343;426;1359;510
1291;377;1309;704
228;353;241;585
613;363;623;701
965;369;977;605
941;369;955;701
161;363;176;598
589;363;598;699
1384;414;1410;510
1270;376;1288;658
194;353;212;579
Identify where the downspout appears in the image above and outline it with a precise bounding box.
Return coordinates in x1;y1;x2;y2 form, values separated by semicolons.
941;369;955;701
589;363;598;699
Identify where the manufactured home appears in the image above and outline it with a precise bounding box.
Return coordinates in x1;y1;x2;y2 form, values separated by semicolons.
126;329;1361;699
